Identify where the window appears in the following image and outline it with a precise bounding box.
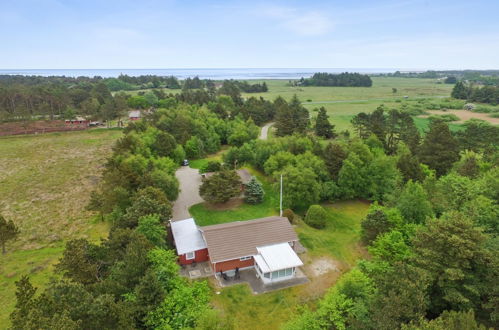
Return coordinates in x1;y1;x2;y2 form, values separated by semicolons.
186;251;195;260
264;273;270;278
272;271;279;278
240;256;252;261
285;268;293;276
278;269;286;277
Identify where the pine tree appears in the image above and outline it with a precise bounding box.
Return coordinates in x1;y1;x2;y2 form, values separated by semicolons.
419;120;460;176
244;177;265;204
451;81;469;99
315;107;335;138
323;143;347;180
0;214;19;254
199;170;242;203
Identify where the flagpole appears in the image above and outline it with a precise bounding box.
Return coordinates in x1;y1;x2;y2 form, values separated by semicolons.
280;174;283;217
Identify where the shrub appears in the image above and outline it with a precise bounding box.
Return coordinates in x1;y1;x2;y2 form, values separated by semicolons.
282;209;295;223
304;205;328;229
243;177;264;204
200;160;222;173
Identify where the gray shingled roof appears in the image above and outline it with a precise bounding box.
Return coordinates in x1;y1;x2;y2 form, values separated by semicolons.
200;216;298;263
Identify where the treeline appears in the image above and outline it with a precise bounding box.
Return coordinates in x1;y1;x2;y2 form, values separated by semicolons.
0;76;272;121
299;72;373;87
0;80;126;121
452;82;499;105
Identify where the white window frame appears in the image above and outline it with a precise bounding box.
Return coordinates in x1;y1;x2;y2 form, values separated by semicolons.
239;256;252;261
186;251;195;260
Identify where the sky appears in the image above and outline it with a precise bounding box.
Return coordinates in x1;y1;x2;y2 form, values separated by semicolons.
1;0;499;70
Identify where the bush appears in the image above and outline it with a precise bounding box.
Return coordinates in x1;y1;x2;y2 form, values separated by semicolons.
304;205;328;229
200;160;222;173
243;177;264;204
282;209;295;223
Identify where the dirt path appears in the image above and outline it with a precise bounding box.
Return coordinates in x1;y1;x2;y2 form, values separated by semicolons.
419;110;499;125
172;166;204;221
260;122;274;140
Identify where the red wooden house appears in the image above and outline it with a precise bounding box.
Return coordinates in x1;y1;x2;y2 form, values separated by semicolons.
171;216;303;284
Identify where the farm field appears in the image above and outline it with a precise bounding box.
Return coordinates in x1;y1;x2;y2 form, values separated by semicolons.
0;129;122;327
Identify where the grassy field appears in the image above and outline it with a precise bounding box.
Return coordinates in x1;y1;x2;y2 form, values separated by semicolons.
0;129;121;327
241;77;453;102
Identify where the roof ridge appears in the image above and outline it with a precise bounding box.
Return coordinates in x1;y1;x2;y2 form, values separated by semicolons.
200;216;285;231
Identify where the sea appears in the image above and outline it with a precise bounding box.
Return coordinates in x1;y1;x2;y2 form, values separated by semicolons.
0;68;397;80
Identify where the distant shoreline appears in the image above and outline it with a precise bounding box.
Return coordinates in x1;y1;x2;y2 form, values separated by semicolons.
0;68;401;79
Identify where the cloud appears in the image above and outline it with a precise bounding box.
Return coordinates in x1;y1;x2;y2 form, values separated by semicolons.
259;5;333;36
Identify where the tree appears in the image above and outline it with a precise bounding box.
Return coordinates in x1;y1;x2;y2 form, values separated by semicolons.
402;310;486;330
397;151;425;183
120;187;172;228
279;165;321;209
323;143;347;180
244;177;265;204
0;214;19;254
136;215;166;247
419;120;460;176
361;206;402;244
451;81;469;99
304;205;328;229
56;239;101;284
199;170;242;203
315;107;336;138
396;181;433;224
411;211;496;316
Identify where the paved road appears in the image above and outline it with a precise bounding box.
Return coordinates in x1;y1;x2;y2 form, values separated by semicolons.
259;122;274;140
171;166;204;221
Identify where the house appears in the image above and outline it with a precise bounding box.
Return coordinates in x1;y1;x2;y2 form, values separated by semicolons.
128;110;141;121
171;216;304;284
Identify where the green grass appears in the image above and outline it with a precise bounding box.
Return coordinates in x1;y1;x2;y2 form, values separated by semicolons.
413;117;466;133
296;201;370;266
0;129;120;327
241;77;452;102
189;169;279;226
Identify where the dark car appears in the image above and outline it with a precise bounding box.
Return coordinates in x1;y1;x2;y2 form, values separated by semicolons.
182;159;189;166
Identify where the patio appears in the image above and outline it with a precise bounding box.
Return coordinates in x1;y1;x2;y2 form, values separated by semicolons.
215;267;309;294
180;261;213;279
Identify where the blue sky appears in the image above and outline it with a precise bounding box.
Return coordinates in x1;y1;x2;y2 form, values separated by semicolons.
1;0;498;69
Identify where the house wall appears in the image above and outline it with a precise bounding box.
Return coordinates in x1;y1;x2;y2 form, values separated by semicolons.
212;257;255;273
179;248;209;265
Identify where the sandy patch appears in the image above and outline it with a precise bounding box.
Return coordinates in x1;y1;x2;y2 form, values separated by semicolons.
419;110;499;125
307;257;340;277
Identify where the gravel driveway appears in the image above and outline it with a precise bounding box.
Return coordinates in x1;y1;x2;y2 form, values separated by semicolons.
171;166;204;221
259;122;274;140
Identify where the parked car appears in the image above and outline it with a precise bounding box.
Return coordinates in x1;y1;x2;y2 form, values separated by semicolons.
182;159;189;166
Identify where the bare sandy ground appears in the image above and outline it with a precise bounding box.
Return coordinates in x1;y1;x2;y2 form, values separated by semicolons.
419;110;499;125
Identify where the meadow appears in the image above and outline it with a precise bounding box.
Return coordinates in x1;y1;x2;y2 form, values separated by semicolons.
0;129;122;326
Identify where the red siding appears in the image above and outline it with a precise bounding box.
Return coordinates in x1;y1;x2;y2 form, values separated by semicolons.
179;248;209;265
212;257;254;273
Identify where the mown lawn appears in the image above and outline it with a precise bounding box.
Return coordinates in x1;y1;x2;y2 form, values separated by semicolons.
0;129;120;327
189;169;279;226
